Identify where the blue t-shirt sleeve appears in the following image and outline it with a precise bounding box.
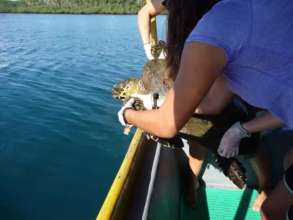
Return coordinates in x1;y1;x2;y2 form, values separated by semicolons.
186;0;252;62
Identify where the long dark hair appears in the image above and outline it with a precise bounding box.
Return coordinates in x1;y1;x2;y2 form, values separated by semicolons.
165;0;220;79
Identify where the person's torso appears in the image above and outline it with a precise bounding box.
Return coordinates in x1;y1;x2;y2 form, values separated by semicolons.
224;0;293;127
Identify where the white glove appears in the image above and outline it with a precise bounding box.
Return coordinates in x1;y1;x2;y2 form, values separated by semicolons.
131;93;164;110
158;50;166;59
144;43;166;60
118;98;135;127
217;122;251;158
144;43;154;60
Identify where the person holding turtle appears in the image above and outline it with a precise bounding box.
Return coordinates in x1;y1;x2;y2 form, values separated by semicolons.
137;0;233;207
137;0;271;212
122;0;293;219
138;0;168;60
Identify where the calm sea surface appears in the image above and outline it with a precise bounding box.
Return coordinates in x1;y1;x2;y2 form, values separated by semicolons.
0;14;166;220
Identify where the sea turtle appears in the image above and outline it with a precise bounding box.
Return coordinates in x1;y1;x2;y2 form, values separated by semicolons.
112;59;248;189
112;59;213;137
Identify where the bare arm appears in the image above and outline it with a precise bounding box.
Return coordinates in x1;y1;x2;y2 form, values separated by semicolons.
125;42;227;138
242;111;283;133
138;0;166;44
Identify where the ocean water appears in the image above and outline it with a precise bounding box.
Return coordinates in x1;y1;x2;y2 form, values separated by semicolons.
0;14;166;220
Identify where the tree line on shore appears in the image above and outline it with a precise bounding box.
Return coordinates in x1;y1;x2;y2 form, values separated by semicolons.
0;0;144;14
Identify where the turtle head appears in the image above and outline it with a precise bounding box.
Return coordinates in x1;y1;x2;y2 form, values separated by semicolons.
112;78;141;102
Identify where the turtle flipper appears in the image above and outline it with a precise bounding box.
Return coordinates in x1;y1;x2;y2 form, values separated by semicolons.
214;155;247;189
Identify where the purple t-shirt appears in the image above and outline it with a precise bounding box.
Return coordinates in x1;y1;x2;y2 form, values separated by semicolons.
186;0;293;128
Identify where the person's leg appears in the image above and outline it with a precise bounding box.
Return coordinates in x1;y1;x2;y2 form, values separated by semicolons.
188;140;207;177
261;149;293;220
185;140;207;207
249;146;271;211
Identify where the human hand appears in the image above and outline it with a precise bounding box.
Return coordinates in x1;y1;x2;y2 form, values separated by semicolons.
144;42;166;60
118;98;135;127
217;122;251;158
132;93;164;110
144;43;154;60
151;40;166;60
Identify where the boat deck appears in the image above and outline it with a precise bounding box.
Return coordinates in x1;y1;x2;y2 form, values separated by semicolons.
147;144;261;220
186;187;260;220
150;186;260;220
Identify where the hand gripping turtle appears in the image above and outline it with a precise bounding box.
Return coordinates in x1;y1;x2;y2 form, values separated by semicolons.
118;90;184;148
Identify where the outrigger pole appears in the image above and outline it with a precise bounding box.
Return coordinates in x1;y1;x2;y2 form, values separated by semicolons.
148;0;158;45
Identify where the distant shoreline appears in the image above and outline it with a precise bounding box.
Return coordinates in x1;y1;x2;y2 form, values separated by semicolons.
0;5;140;15
0;11;137;15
